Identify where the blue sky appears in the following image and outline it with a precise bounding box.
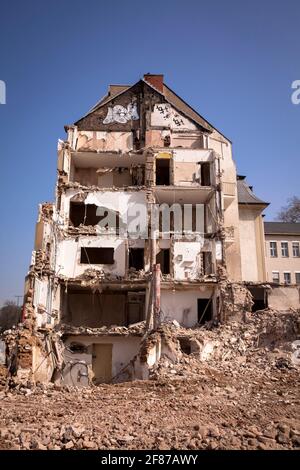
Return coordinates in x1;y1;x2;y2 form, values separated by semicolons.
0;0;299;306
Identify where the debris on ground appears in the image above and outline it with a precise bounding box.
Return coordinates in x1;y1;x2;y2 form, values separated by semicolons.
0;309;299;450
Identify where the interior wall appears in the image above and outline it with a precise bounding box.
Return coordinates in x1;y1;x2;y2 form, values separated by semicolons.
76;131;133;152
57;237;126;278
161;289;214;327
173;241;204;280
63;335;141;384
171;133;204;149
174;162;199;185
64;290;127;327
62;189;147;231
74;168;98;186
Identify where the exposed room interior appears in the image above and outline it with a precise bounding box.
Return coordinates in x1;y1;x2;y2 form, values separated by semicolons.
61;286;146;327
69;153;145;187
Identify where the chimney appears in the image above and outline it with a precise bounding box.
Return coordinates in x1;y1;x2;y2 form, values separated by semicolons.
143;74;164;93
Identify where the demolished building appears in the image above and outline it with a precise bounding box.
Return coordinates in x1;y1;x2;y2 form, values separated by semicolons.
7;74;299;387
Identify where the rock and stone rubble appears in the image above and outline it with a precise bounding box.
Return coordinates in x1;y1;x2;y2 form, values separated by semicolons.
0;309;299;450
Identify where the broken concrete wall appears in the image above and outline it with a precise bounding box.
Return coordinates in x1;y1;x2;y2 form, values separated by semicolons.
57;237;126;278
61;189;147;230
173;241;204;280
218;281;254;322
3;326;64;386
135;327;183;379
33;277;50;327
32;343;55;383
4;327;39;384
268;286;300;311
75;131;133;152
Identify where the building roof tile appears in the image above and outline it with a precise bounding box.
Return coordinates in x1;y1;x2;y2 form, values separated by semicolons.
264;222;300;235
237;177;269;206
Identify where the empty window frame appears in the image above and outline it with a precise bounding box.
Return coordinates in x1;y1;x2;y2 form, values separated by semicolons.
80;247;114;264
269;241;278;258
156;249;170;275
128;248;144;270
197;298;213;324
292;242;300;257
70;202;121;233
295;272;300;285
283;272;291;284
272;271;280;283
281;242;289;258
156;158;170;185
200;162;211;186
69;202;101;227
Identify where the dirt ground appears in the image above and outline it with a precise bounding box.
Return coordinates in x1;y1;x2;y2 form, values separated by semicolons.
0;364;299;450
0;309;299;451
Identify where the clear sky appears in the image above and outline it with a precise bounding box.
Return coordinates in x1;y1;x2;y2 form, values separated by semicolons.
0;0;299;306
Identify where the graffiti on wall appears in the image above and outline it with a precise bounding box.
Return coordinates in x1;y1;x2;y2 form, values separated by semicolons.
152;103;196;129
103;102;139;124
156;104;184;127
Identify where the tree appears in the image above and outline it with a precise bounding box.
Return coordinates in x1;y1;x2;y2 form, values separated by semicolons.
0;301;22;331
276;197;300;223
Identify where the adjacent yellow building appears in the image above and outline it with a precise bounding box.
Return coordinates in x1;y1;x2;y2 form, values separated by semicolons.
264;222;300;285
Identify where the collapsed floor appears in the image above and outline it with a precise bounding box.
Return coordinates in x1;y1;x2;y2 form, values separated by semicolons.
0;308;299;450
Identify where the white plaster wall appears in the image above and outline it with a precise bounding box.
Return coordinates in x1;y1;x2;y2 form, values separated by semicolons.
161;289;213;327
62;190;147;230
33;278;51;327
173;149;212;163
64;335;141;382
239;209;259;281
151;104;198;130
33;278;48;309
32;344;55;383
57;237;126;278
174;241;204;280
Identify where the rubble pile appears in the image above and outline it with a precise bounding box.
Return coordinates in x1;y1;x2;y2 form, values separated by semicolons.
0;309;299;450
79;268;123;285
3;325;37;374
151;309;300;381
0;366;299;450
60;321;146;337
